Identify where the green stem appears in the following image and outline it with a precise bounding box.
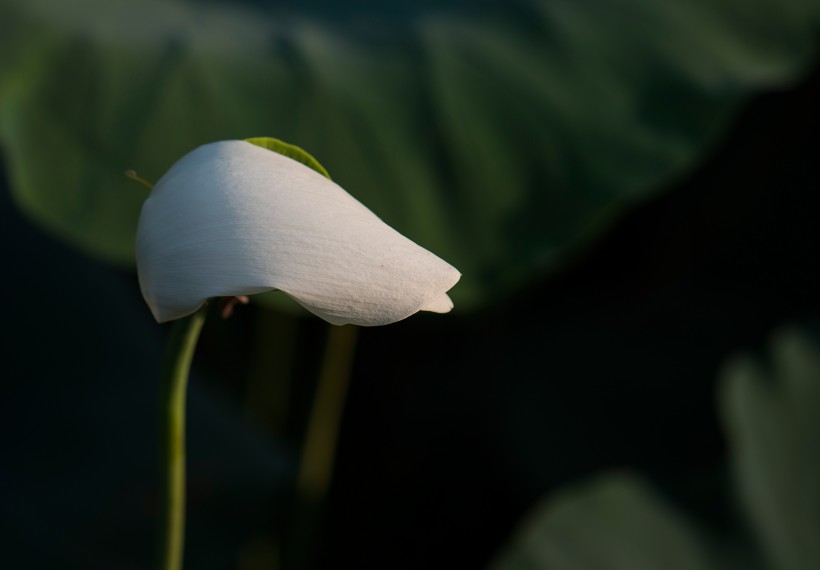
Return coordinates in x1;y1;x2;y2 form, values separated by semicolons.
288;324;359;570
159;305;208;570
297;324;359;501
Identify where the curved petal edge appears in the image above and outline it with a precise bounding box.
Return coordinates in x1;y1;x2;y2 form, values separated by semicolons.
136;140;461;326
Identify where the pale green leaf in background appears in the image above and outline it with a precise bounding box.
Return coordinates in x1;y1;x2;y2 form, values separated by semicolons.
491;473;716;570
1;0;819;311
720;329;820;570
493;327;820;570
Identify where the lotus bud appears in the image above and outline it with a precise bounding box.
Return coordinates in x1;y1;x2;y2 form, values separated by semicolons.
135;140;460;326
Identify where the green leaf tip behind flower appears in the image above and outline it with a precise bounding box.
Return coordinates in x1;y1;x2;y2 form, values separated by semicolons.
246;137;331;181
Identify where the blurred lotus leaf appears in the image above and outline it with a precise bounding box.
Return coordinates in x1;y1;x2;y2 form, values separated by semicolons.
1;0;819;311
720;329;820;570
493;327;820;570
490;474;716;570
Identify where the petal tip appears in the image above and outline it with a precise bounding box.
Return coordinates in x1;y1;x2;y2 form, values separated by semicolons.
420;293;455;314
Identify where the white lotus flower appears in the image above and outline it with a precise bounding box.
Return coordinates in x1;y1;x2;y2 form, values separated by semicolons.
135;140;460;326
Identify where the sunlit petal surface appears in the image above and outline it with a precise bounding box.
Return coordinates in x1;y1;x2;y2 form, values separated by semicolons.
136;141;460;325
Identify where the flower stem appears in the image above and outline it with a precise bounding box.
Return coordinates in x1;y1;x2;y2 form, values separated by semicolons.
288;324;358;570
159;305;208;570
298;324;359;501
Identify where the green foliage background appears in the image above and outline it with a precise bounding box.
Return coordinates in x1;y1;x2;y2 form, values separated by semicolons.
1;1;820;569
2;0;819;309
494;329;820;570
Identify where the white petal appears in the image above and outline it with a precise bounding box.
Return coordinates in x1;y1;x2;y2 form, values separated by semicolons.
136;140;461;326
420;293;454;314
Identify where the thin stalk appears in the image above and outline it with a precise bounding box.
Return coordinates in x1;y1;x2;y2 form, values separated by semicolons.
297;324;359;501
289;324;359;570
159;305;208;570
